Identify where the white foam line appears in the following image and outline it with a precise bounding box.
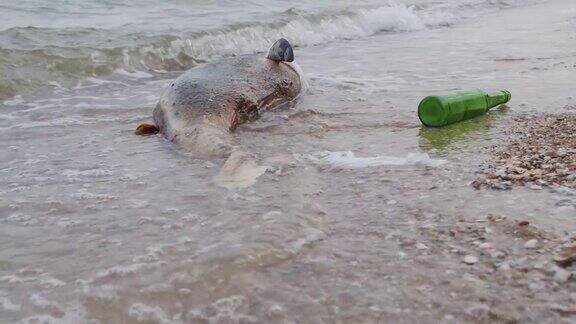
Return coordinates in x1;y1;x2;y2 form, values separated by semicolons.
300;151;447;169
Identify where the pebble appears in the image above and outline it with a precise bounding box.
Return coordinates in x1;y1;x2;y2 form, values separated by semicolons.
416;243;428;250
267;304;285;317
178;288;192;296
490;250;506;259
553;243;576;267
524;239;539;249
554;269;571;284
463;255;478;265
478;242;493;250
465;304;491;318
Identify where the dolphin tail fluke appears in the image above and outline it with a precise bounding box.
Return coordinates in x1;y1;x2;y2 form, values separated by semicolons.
267;38;294;62
215;148;269;190
135;123;159;136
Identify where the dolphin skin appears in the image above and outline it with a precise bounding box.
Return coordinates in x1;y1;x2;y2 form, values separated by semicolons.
136;39;302;157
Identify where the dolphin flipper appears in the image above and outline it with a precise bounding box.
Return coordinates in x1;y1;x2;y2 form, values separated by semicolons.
135;123;159;136
267;38;294;62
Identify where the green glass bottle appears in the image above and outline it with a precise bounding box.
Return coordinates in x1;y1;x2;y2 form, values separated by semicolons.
418;89;511;127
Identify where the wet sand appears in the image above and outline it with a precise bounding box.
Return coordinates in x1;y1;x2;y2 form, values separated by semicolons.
1;0;576;322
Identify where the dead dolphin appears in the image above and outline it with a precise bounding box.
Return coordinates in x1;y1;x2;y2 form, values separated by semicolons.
136;38;302;158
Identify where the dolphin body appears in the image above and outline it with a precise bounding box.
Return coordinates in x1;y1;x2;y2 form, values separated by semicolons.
136;39;302;158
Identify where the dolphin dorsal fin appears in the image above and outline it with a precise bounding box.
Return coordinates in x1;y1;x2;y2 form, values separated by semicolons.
267;38;294;62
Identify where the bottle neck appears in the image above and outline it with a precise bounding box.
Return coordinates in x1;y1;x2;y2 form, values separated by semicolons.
485;90;511;109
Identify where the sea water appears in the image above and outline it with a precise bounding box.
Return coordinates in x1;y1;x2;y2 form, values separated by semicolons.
1;0;576;322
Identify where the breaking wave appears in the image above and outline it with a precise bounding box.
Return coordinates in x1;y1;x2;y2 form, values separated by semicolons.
0;0;539;100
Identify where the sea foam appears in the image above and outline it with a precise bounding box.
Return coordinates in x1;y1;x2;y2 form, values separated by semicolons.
301;151;447;169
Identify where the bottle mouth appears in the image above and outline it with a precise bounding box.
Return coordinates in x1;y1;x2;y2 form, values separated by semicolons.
501;90;512;102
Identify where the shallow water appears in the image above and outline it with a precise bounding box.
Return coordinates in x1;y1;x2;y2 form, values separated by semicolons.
1;0;576;322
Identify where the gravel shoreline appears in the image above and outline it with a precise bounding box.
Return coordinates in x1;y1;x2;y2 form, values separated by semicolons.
474;114;576;190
